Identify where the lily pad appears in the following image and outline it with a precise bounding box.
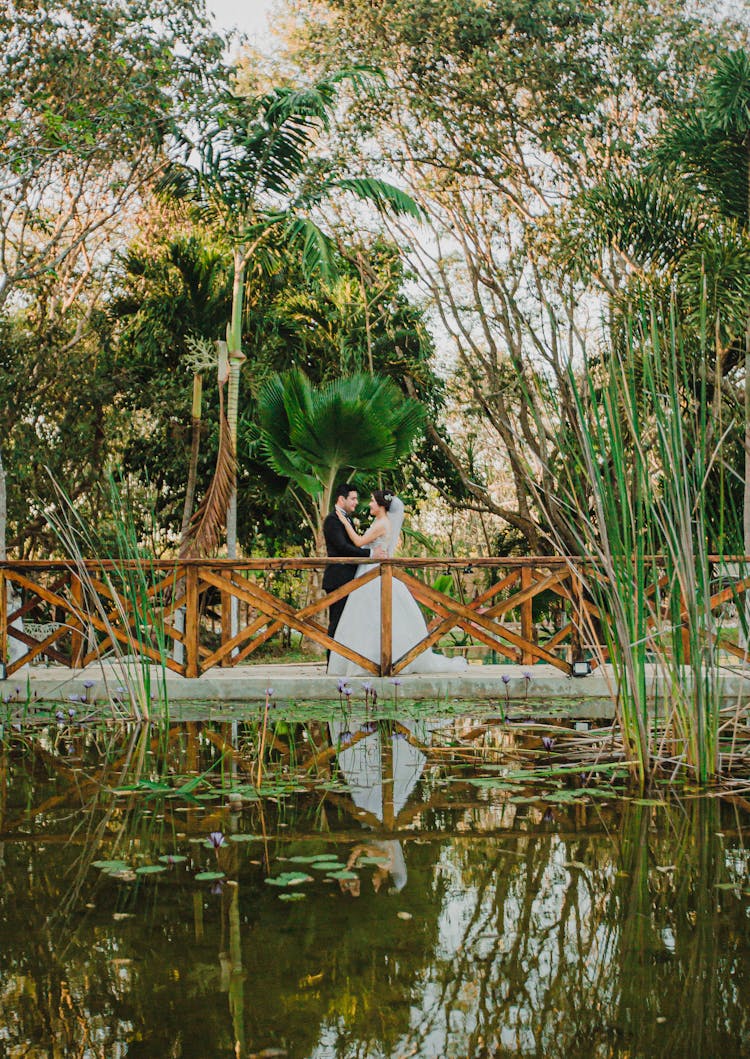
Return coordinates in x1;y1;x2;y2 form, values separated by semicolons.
135;864;167;875
195;870;226;882
278;892;306;901
356;856;389;866
265;871;313;887
311;861;346;871
326;870;359;881
158;854;187;864
228;834;262;843
92;860;131;873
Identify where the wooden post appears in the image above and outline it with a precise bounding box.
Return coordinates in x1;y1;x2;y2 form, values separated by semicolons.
520;566;534;665
221;588;232;666
380;562;393;676
185;565;199;679
70;573;84;668
570;565;584;663
0;570;6;675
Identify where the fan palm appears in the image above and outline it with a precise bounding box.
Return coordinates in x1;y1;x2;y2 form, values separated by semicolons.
254;369;425;552
162;70;422;568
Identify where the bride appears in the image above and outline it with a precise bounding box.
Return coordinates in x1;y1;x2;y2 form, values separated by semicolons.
327;490;469;676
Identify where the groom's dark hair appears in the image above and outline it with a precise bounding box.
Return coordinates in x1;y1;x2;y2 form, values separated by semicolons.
335;481;356;500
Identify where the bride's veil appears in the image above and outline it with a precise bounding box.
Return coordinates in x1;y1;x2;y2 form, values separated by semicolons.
387;496;405;557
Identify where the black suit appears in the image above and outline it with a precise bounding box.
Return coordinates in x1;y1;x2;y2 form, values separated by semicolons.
322;510;370;641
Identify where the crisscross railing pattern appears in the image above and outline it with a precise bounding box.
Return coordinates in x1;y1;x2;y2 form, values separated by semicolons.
1;556;749;678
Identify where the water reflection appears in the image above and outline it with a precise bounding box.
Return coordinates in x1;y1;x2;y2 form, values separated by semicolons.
329;718;443;894
0;717;749;1057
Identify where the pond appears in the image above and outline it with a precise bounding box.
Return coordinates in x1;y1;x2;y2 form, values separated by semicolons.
1;708;749;1058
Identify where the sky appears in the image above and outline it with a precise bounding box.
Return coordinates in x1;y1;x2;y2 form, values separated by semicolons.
207;0;276;42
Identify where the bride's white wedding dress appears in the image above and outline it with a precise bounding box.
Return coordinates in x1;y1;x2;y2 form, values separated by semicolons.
327;499;469;677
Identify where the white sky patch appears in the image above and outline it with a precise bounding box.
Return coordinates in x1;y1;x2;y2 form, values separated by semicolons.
207;0;276;41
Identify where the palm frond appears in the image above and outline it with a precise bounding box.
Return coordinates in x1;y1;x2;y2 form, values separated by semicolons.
285;218;338;281
333;177;423;220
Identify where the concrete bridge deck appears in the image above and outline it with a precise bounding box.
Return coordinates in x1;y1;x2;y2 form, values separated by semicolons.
3;660;750;719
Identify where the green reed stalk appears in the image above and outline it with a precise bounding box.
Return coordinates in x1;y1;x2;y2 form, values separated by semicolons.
46;472;172;720
538;300;732;784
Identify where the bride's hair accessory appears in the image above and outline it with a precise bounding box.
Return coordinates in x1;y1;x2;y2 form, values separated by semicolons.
372;488;395;511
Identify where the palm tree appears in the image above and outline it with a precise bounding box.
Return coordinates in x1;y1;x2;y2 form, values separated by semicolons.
113;234;231;536
254;369;425;553
651;50;750;554
163;71;422;572
567;50;750;551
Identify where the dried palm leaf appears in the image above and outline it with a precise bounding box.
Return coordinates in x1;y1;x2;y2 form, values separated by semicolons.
179;381;236;558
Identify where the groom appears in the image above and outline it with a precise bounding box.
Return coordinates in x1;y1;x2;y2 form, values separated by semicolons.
322;482;384;643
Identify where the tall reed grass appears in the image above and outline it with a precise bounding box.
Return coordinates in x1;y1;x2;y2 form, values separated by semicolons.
537;303;738;785
47;473;172;720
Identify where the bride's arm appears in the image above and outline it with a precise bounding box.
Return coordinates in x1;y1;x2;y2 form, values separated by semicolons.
335;510;387;546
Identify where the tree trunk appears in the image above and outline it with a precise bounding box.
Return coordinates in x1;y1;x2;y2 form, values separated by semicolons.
180;373;203;538
226;250;247;646
0;445;5;562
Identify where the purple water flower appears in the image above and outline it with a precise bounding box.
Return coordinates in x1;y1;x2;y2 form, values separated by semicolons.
55;709;65;722
68;707;76;719
208;831;226;849
390;678;402;686
501;674;511;685
340;730;353;746
265;687;274;697
541;736;555;753
82;680;95;689
68;694;80;702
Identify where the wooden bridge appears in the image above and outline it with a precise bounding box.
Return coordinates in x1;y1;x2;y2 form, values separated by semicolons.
1;556;748;679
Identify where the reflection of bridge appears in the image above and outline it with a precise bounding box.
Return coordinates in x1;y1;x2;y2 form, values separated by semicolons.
1;555;748;680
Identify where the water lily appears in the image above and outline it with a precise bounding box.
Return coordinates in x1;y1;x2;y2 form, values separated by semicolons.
68;707;76;719
208;831;226;849
542;736;555;753
55;709;65;723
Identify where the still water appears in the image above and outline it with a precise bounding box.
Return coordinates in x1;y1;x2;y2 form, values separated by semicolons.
1;712;749;1058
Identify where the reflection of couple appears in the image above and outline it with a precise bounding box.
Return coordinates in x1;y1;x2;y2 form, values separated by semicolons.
323;482;468;676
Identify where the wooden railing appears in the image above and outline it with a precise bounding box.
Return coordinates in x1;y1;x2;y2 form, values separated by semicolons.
1;556;749;679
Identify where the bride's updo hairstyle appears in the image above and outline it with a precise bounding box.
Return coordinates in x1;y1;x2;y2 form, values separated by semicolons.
372;489;394;511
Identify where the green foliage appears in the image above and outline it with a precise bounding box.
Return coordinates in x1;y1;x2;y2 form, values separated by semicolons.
0;0;226;306
253;368;426;545
545;302;727;784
